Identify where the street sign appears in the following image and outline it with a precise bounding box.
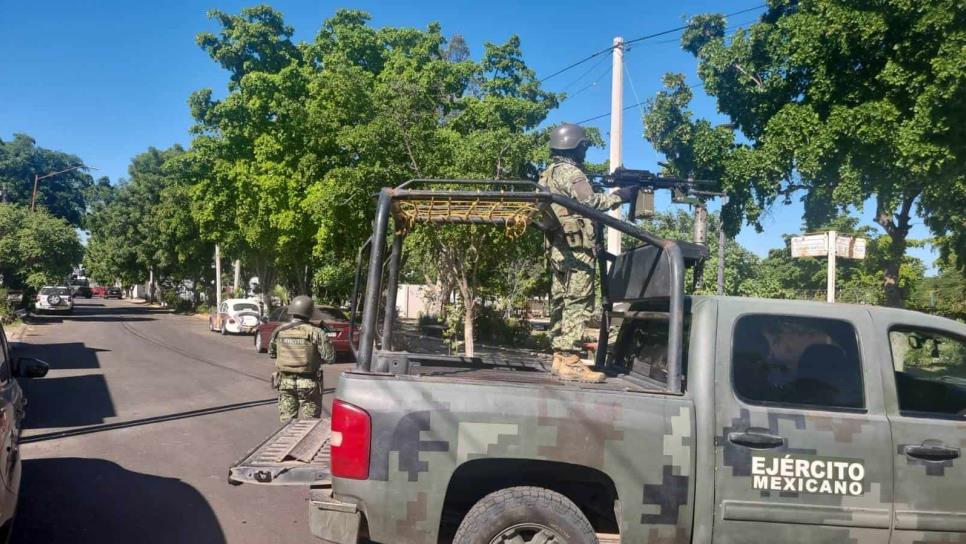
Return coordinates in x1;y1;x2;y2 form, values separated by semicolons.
791;231;867;303
791;234;828;257
835;235;867;260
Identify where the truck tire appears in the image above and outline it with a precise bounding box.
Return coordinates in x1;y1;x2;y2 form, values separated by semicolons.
453;486;598;544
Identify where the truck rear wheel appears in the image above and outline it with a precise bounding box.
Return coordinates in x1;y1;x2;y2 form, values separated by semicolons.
453;486;597;544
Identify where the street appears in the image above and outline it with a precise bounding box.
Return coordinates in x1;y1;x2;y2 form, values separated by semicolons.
11;298;349;544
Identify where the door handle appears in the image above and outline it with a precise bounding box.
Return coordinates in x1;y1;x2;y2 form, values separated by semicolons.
903;443;961;462
728;431;785;449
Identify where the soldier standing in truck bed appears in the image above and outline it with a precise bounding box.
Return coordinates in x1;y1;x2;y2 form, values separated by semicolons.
539;123;635;383
269;295;335;421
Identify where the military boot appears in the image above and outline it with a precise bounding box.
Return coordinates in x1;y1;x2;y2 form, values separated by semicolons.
550;352;565;375
556;353;605;383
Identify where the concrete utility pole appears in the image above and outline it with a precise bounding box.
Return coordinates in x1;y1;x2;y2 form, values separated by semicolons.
717;227;726;295
691;202;708;288
215;244;222;310
233;259;241;293
826;230;837;303
606;36;625;256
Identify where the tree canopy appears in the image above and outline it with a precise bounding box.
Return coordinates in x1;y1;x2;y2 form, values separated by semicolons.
0;134;95;226
0;204;83;290
656;0;966;307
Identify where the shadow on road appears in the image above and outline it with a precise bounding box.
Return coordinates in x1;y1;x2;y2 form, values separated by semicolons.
15;342;107;370
22;397;277;444
12;457;226;544
20;374;115;429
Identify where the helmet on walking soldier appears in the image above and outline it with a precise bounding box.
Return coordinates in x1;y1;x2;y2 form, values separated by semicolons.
549;123;589;152
289;295;314;321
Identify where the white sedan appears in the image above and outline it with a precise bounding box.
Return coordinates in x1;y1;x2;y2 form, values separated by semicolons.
35;286;74;314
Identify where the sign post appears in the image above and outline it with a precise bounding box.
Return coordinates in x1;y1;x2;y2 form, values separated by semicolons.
791;231;866;303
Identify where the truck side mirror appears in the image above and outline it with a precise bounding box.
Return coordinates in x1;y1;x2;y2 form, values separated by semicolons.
15;357;49;378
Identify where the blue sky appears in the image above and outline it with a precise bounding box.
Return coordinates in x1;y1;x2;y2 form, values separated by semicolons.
0;0;937;269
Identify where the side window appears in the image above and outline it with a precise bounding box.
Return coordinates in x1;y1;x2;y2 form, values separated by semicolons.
612;313;691;386
732;315;864;410
889;328;966;419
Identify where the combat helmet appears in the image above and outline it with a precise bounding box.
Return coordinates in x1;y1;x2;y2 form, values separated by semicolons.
549;123;589;152
289;295;315;321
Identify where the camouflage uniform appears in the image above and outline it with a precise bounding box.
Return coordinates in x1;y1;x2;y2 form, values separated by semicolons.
269;320;335;421
540;156;622;354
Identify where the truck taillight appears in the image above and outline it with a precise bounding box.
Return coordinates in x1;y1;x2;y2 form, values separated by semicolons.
330;400;370;480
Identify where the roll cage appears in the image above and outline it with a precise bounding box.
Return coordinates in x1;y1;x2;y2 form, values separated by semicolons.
348;179;707;395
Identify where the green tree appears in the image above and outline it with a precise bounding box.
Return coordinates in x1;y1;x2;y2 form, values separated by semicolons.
637;210;764;296
85;146;213;299
0;204;83;291
0;134;95;226
665;1;966;307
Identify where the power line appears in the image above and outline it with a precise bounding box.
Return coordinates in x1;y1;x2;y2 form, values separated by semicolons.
539;3;767;84
625;4;767;46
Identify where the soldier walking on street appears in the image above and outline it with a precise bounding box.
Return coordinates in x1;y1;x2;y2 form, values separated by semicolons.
540;123;635;383
269;295;335;421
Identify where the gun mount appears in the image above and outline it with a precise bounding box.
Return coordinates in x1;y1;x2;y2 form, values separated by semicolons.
590;167;725;218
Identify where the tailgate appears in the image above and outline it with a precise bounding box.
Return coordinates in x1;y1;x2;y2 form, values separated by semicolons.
229;418;331;486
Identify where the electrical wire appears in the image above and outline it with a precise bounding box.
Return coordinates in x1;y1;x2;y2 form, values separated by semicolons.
539;3;767;84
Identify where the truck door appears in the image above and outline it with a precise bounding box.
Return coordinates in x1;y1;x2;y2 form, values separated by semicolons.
878;319;966;543
712;306;893;544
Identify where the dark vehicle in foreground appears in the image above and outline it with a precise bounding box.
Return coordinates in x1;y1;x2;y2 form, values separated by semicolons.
232;181;966;544
104;287;122;299
0;322;49;542
253;305;353;356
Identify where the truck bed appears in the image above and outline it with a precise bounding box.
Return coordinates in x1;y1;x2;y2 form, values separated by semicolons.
228;418;331;486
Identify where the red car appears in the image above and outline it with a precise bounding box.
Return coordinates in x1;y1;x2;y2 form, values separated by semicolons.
253;305;354;358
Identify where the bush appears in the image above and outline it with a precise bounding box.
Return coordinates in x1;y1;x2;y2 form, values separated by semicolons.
0;289;12;325
161;289;196;314
475;306;532;347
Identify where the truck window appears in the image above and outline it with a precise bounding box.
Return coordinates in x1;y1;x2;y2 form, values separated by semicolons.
610;311;690;387
889;328;966;419
732;315;864;410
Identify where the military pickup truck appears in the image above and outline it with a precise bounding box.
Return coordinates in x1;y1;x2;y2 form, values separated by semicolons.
231;181;966;544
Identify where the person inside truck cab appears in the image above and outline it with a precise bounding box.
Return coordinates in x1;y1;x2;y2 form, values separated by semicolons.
539;123;635;383
735;316;862;407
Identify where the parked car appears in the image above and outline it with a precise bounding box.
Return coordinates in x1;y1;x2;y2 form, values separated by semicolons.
91;286;107;298
208;298;261;335
34;286;73;314
0;321;49;542
252;305;354;356
105;287;122;299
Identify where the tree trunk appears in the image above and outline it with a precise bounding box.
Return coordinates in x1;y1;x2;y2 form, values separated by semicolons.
463;299;475;357
876;193;917;308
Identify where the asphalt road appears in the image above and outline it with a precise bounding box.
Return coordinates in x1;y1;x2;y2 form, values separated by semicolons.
11;298;351;544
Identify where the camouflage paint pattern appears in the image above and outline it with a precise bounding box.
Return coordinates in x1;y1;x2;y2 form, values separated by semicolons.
872;309;966;544
324;297;966;544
